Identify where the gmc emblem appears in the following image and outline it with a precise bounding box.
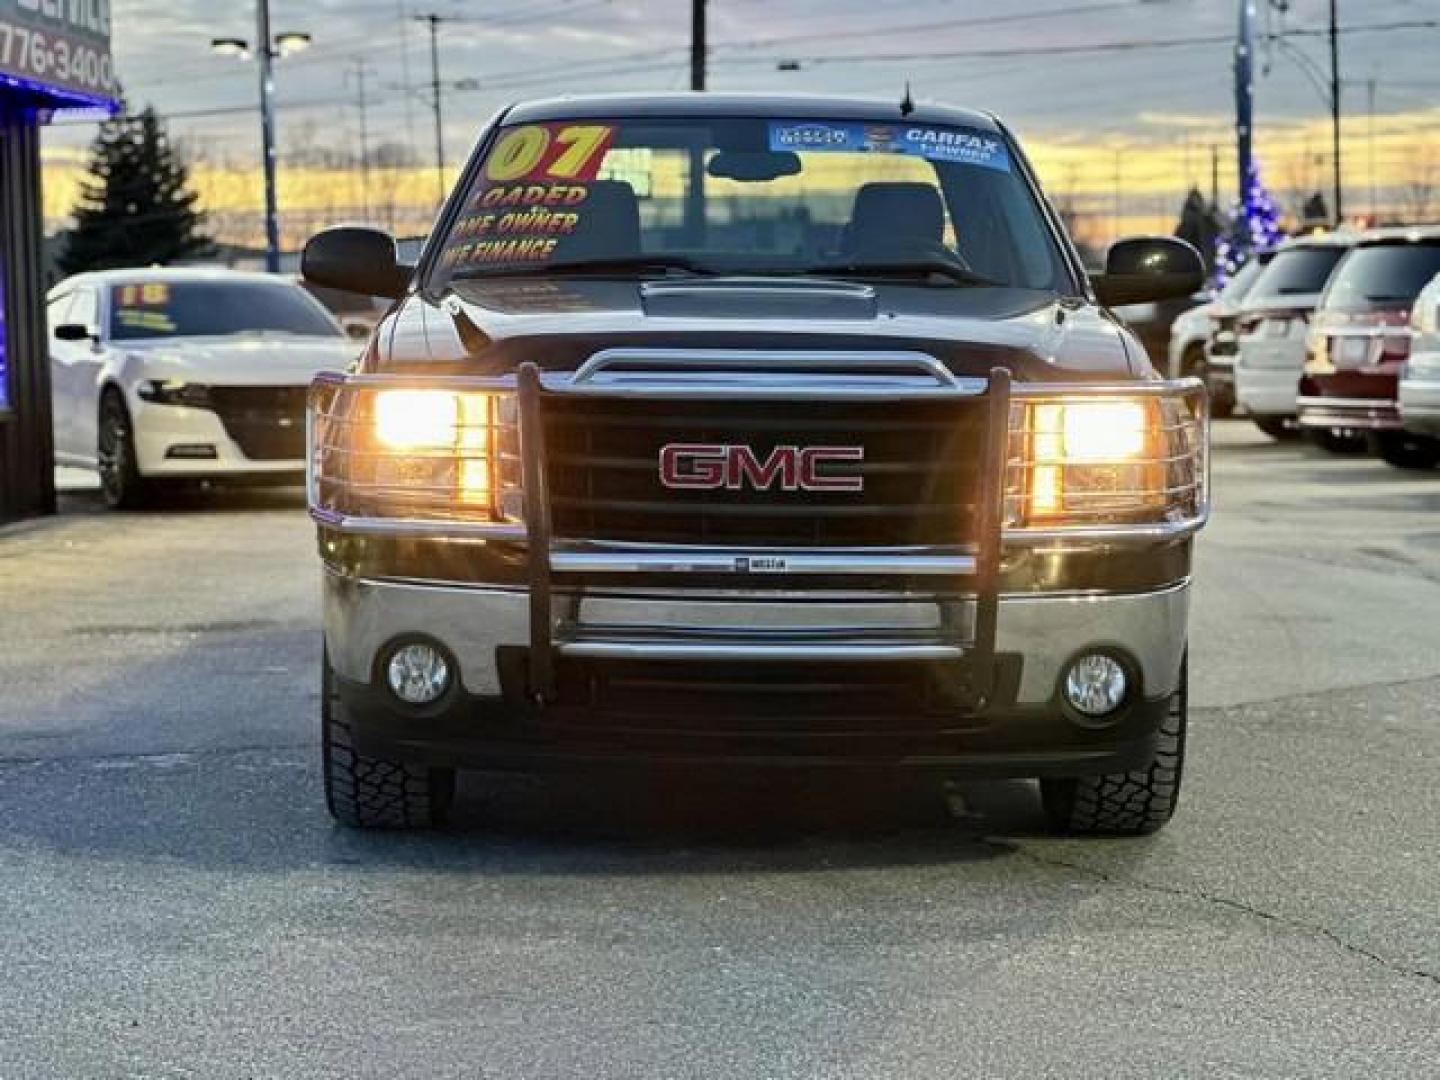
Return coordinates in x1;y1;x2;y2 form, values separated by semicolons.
659;444;864;493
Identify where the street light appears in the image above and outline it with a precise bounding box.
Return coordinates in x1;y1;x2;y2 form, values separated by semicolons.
210;3;312;274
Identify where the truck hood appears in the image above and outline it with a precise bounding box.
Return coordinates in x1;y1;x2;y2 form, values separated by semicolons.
379;277;1139;381
123;335;360;386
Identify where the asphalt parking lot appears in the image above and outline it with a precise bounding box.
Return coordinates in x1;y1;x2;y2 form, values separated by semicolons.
1;421;1437;1078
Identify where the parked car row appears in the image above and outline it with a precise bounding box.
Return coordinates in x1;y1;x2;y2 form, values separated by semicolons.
1171;225;1440;470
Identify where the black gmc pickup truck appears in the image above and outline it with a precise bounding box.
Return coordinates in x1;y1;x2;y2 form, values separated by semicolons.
303;93;1209;835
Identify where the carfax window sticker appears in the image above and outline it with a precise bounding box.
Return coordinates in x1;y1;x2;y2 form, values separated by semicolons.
441;121;618;269
900;126;1011;173
768;120;1011;172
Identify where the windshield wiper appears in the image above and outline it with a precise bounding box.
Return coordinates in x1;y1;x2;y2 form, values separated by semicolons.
804;257;1000;287
451;254;716;280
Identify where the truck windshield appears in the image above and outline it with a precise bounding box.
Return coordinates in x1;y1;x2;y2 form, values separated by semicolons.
432;115;1071;293
110;281;344;341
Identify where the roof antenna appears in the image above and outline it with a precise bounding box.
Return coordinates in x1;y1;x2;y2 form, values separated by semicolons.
899;82;915;117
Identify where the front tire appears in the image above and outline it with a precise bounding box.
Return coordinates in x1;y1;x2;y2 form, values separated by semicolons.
97;391;150;509
322;655;456;829
1040;658;1187;836
1375;431;1440;470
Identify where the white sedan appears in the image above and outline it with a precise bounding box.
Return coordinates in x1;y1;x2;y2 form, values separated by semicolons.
47;268;361;507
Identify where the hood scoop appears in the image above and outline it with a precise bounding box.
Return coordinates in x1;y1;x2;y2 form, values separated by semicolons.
640;277;878;321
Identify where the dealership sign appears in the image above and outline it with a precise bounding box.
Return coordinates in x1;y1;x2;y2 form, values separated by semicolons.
0;0;117;106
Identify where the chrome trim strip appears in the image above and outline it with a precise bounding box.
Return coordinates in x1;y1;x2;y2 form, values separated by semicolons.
1296;395;1398;410
556;639;966;662
1003;517;1206;544
549;550;979;576
311;508;527;540
562;348;987;399
1010;377;1206;398
572;347;965;385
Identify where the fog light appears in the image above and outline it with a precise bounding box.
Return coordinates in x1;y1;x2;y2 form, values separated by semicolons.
386;642;451;705
1064;653;1128;717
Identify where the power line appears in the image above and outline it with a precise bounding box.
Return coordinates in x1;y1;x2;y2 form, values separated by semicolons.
724;0;1145;52
749;18;1440;69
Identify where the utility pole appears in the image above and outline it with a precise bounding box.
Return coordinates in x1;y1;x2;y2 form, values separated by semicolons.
1367;77;1377;220
1328;0;1343;225
257;0;280;273
1234;0;1255;208
691;0;707;91
415;13;447;206
1113;149;1123;244
685;0;708;241
347;58;377;221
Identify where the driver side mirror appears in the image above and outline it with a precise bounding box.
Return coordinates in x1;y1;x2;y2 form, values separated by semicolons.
302;227;414;300
1091;236;1205;308
54;323;96;343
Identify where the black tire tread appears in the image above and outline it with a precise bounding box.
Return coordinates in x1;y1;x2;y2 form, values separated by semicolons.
1042;661;1187;836
99;390;150;510
1376;432;1440;470
322;659;453;829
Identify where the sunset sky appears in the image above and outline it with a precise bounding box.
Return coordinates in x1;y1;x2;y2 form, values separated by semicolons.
41;0;1440;245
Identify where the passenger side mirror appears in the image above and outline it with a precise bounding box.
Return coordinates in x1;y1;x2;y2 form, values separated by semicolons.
303;227;414;300
54;323;95;342
1091;236;1206;308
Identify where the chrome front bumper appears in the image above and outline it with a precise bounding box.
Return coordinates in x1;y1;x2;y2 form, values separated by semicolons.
324;571;1191;708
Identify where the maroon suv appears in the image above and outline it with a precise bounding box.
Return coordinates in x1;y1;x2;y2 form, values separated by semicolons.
1299;227;1440;463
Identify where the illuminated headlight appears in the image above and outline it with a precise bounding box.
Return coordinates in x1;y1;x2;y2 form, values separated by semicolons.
370;389;496;508
1008;392;1206;530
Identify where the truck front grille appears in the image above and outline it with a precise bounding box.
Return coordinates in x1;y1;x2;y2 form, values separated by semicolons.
541;397;986;547
209;386;308;461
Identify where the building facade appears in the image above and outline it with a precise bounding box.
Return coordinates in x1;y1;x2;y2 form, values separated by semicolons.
0;0;118;521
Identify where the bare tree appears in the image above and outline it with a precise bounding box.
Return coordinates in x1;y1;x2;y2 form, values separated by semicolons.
1399;146;1440;224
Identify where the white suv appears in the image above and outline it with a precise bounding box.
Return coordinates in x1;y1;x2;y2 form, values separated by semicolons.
1234;234;1354;439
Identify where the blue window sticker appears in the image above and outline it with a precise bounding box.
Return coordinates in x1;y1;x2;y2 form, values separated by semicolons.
769;121;866;152
768;121;1011;173
900;126;1011;172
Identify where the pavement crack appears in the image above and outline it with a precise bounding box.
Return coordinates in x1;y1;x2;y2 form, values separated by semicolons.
1009;845;1440;989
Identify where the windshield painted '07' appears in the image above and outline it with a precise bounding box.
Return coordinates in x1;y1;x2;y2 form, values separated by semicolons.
431;115;1071;293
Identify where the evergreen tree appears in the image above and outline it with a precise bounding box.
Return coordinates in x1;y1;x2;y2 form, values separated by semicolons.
1174;188;1222;273
1213;160;1286;288
59;106;213;275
